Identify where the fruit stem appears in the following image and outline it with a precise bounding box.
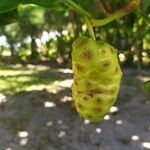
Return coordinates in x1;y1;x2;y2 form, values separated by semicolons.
64;0;140;27
91;0;140;27
64;0;91;18
84;17;96;40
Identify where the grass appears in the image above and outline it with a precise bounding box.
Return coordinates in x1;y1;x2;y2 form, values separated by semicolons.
0;65;67;95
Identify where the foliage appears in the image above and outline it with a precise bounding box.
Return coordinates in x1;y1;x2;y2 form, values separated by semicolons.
0;0;149;68
21;0;65;11
0;0;66;26
19;5;45;35
0;0;19;14
144;80;150;95
0;8;19;27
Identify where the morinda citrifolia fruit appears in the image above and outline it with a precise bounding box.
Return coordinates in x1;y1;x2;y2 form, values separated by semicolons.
71;36;122;122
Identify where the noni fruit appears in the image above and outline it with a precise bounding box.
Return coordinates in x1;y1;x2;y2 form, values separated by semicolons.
71;36;122;122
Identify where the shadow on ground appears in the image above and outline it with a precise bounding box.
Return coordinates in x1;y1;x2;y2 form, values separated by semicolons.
0;67;150;150
0;65;72;95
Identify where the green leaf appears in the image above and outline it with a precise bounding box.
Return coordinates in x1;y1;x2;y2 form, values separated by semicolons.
141;0;150;11
0;0;66;15
144;80;150;95
21;0;65;11
0;0;66;26
0;8;19;27
0;0;19;14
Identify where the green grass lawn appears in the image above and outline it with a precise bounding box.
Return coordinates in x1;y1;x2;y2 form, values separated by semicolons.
0;65;68;95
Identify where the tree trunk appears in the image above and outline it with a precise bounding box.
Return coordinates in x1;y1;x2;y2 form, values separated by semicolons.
45;40;50;57
30;36;38;61
10;44;16;63
70;11;80;38
114;28;122;51
125;37;134;67
137;40;143;72
136;23;143;73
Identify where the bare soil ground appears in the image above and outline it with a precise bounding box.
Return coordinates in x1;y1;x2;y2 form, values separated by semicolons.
0;67;150;150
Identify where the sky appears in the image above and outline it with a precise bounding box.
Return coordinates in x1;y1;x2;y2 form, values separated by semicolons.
0;35;8;47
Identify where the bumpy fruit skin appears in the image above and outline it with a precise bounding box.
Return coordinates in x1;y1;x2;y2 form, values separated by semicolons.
71;36;122;122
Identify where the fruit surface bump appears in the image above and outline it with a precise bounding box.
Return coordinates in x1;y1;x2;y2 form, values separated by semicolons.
71;36;122;122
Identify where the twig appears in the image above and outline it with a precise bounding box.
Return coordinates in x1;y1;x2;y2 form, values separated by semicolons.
84;17;96;40
91;0;140;27
97;0;112;16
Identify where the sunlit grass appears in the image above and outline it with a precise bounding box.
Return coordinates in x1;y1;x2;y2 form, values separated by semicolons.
0;65;70;95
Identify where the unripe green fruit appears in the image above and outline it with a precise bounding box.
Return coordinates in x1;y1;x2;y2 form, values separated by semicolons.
71;36;122;122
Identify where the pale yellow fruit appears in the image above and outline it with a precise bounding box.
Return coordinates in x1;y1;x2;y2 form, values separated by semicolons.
71;36;122;122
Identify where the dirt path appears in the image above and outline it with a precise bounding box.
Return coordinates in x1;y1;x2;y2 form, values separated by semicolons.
0;68;150;150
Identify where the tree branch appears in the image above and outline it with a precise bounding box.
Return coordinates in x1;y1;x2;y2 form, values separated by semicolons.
91;0;140;27
97;0;112;16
